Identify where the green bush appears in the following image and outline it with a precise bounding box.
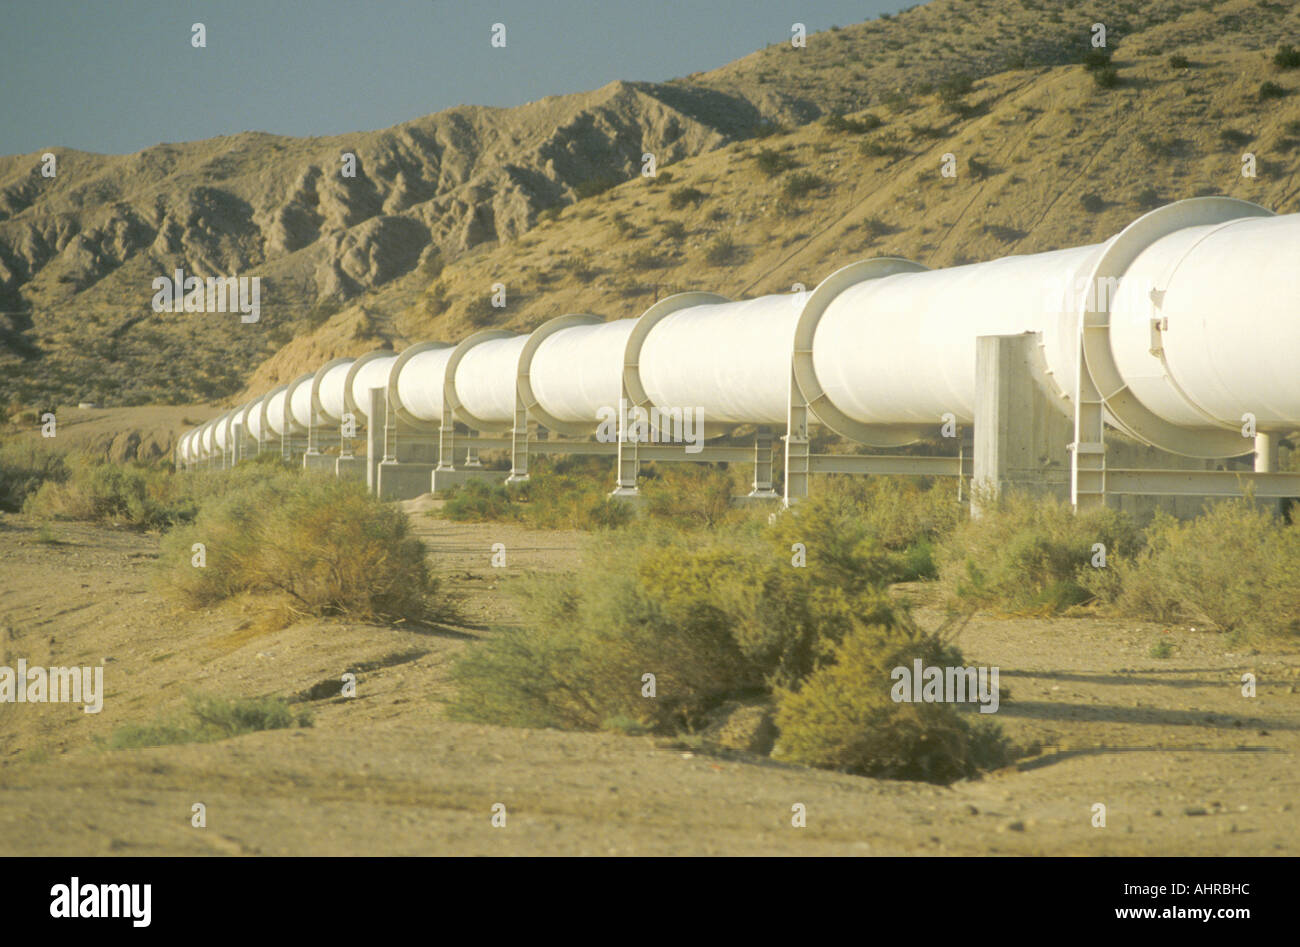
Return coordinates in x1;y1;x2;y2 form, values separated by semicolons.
442;478;514;521
860;139;909;159
1103;498;1300;642
817;476;964;580
450;534;767;732
640;464;742;528
159;472;439;622
505;457;635;530
782;172;824;199
823;112;884;134
0;438;69;512
1258;81;1288;100
1273;44;1300;70
109;694;310;748
667;186;707;210
1080;192;1106;213
773;620;1012;784
1092;65;1120;89
25;455;195;531
1081;48;1112;71
573;174;624;200
1168;54;1191;69
451;488;921;728
938;492;1138;616
936;74;976;113
440;458;634;531
703;233;744;266
1220;128;1252;148
755;147;798;176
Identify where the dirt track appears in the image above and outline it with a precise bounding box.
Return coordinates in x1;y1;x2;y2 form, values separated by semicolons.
1;506;1297;856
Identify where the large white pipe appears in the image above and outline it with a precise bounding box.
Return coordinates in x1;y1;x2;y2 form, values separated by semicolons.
199;417;218;457
454;335;528;429
214;411;232;452
393;346;455;424
639;294;798;426
1108;213;1300;434
286;373;316;431
530;319;635;424
811;245;1099;427
316;359;356;425
245;394;268;441
182;200;1300;467
346;353;398;426
800;196;1292;456
264;387;291;437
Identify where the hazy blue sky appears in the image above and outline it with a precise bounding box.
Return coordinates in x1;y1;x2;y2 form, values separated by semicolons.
1;1;910;156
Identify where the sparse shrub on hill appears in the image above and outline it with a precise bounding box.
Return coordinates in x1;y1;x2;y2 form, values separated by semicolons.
936;74;978;115
822;112;884;134
1096;498;1300;643
1258;81;1288;101
628;247;669;270
704;232;745;266
860;139;909;160
661;220;687;241
937;492;1138;616
160;472;439;623
463;295;499;327
1082;49;1118;89
667;186;707;210
1134;186;1161;209
1080;192;1106;213
1273;44;1300;70
1092;65;1120;89
1220;128;1253;148
755;147;798;177
1081;48;1112;72
773;620;1012;783
573;173;624;200
781;172;824;199
1168;53;1191;70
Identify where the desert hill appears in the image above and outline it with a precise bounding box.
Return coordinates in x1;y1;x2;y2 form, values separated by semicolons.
1;0;1297;418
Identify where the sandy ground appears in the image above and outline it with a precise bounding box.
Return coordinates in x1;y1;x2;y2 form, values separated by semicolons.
0;504;1297;856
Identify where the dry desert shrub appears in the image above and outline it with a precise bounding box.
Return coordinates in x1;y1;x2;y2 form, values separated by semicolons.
160;472;440;623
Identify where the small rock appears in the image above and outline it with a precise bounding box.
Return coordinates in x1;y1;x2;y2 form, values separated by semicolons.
1184;807;1208;816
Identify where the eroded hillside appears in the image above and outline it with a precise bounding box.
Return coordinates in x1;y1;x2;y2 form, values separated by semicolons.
1;0;1296;410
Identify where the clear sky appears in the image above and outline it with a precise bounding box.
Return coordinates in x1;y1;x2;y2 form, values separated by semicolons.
0;1;911;156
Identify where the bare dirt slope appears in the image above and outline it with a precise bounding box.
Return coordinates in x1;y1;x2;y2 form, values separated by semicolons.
0;509;1296;856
